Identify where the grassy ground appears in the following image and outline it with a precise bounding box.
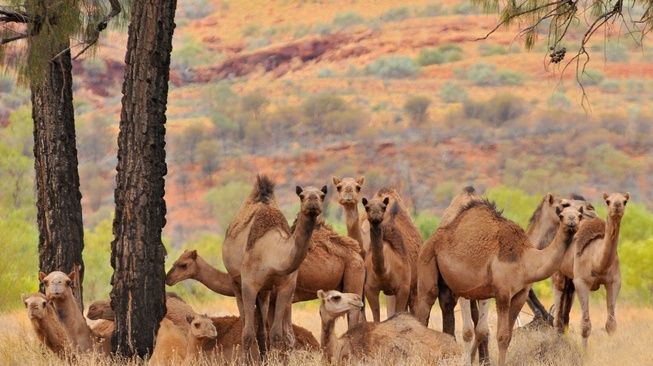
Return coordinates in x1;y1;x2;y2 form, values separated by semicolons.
3;296;653;365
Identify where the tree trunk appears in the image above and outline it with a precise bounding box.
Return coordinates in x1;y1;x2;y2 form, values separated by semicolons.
109;0;177;357
31;41;85;310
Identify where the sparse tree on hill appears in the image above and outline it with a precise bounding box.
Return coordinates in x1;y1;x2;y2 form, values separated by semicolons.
110;0;177;358
0;0;122;308
403;95;431;126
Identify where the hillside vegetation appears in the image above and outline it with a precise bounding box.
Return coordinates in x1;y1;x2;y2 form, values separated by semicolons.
1;0;652;312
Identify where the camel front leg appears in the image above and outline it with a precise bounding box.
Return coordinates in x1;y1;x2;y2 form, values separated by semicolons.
494;294;512;366
551;272;567;333
573;279;592;347
365;285;382;322
439;283;457;336
241;283;260;364
270;281;296;351
393;285;410;316
605;277;621;335
416;243;439;326
385;295;396;319
232;279;245;325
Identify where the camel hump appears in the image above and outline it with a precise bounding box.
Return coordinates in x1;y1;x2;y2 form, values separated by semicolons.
381;222;407;256
254;174;276;205
575;217;606;255
463;186;475;194
246;205;290;250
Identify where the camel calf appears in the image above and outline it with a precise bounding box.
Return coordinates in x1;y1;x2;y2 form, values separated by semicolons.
21;292;69;357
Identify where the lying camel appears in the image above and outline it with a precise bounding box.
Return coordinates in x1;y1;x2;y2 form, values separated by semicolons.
149;318;189;366
318;289;460;364
40;270;96;353
21;292;69;357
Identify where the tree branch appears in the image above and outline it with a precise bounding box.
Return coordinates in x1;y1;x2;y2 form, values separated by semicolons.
1;32;28;44
71;0;122;60
0;7;30;23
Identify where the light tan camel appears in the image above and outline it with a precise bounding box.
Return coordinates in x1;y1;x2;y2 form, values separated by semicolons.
332;176;366;256
40;270;95;353
416;200;584;366
222;174;326;359
166;250;235;296
181;314;218;365
22;292;69;357
318;289;460;364
149;318;189;366
361;196;412;322
553;192;629;347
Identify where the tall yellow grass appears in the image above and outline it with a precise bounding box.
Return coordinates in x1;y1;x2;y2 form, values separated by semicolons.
3;296;653;365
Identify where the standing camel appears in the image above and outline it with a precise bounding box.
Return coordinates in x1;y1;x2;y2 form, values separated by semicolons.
416;198;584;366
332;176;366;256
361;196;412;322
553;192;629;347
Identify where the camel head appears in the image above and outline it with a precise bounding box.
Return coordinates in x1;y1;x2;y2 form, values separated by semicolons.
562;193;598;219
555;205;584;232
186;314;217;340
86;299;115;320
296;185;327;218
39;271;75;300
317;289;364;320
22;293;48;320
332;176;364;206
166;250;199;286
362;197;390;224
602;192;630;218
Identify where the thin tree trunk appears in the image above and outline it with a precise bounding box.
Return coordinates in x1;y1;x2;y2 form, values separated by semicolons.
109;0;177;357
31;41;85;310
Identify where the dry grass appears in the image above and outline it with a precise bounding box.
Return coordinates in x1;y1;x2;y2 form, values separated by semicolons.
3;297;653;365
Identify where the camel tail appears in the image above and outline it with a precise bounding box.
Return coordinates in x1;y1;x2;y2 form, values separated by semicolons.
254;174;276;205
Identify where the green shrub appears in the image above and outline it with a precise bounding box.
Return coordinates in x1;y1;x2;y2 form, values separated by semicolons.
416;48;445;66
579;68;605;86
246;37;271;51
0;74;15;93
590;42;630;63
547;91;571;108
496;69;524;85
179;0;215;19
242;24;260;37
463;93;527;127
451;0;481;15
624;79;645;101
478;43;508;57
414;211;440;240
382;6;411;22
416;2;447;17
293;24;311;38
403;95;431;126
365;56;419;78
312;22;334;36
439;81;467;103
333;11;365;29
599;79;621;94
317;68;337;78
464;62;498;86
82;57;107;77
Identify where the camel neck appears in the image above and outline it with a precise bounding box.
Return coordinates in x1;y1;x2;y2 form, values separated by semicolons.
344;203;365;254
320;309;337;362
525;224;575;284
281;212;317;275
526;218;558;250
595;214;622;274
369;223;386;275
195;256;236;296
52;293;94;351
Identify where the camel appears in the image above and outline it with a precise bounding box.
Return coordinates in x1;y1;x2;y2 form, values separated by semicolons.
553;192;629;347
40;270;95;353
183;314;319;364
361;196;412;322
317;289;460;364
181;314;218;365
222;174;326;359
149;317;190;366
523;193;598;323
21;292;69;357
165;250;235;296
332;176;366;256
416;199;585;366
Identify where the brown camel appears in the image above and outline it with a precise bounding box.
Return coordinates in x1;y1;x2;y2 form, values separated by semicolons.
166;250;235;296
553;192;629;347
318;289;460;364
332;176;366;256
222;174;326;359
181;314;218;365
149;317;189;366
361;196;412;322
416;199;584;366
523;193;597;323
21;292;69;357
40;270;95;353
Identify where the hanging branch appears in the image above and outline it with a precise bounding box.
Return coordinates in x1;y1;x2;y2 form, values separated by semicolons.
72;0;122;60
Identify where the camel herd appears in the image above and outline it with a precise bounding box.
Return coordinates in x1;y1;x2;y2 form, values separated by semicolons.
22;173;630;366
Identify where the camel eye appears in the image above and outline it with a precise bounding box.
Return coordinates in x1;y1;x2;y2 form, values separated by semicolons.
179;263;187;269
355;186;361;192
332;295;341;302
42;301;46;307
66;281;72;286
336;185;342;192
90;305;96;310
561;202;570;208
300;194;305;200
24;302;28;308
194;323;200;328
587;204;594;211
606;200;611;206
623;201;627;206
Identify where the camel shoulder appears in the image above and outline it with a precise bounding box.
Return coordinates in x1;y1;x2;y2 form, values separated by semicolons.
246;205;290;250
307;219;361;255
575;217;606;255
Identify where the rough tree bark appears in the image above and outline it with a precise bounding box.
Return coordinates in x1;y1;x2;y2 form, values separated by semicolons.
31;32;85;311
109;0;177;357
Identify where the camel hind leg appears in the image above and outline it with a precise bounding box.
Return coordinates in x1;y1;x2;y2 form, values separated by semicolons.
342;259;366;327
551;272;567;333
461;298;490;366
416;241;439;326
573;279;592;347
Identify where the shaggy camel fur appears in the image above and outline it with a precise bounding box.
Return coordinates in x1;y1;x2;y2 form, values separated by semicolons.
361;196;412;322
524;193;597;323
416;199;584;366
222;174;325;359
22;292;69;357
553;192;629;347
40;270;95;353
318;290;460;364
332;176;366;256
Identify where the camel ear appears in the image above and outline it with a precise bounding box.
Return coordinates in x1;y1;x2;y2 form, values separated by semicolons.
546;193;555;205
383;197;390;206
39;272;47;281
361;197;368;206
321;185;328;195
296;186;303;197
186;314;194;324
625;192;630;200
602;192;609;200
317;290;326;300
332;177;340;186
67;270;77;282
21;294;27;303
357;176;365;186
188;250;197;259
